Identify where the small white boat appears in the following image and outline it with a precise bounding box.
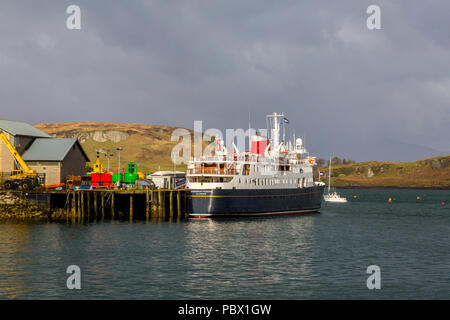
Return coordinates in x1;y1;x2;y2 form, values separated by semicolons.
324;191;348;203
323;157;347;203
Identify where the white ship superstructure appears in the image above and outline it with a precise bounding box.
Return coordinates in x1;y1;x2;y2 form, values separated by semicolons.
185;112;325;217
187;112;321;190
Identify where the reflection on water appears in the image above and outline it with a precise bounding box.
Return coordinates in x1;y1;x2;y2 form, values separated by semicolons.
0;189;448;299
183;216;317;298
0;223;33;298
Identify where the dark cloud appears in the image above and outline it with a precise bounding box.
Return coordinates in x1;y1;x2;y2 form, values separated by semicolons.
0;0;449;161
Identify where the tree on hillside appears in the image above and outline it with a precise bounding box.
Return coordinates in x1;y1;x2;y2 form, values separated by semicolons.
316;158;326;167
327;157;342;166
342;158;356;164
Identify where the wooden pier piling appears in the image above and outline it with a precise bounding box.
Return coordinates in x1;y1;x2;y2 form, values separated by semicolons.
129;194;133;222
54;189;188;223
159;192;163;219
169;191;173;220
177;191;181;220
81;192;84;223
77;192;81;222
71;192;76;223
145;191;150;221
94;192;98;220
101;192;105;222
111;192;115;220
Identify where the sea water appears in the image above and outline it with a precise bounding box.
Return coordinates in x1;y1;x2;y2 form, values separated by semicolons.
0;188;448;299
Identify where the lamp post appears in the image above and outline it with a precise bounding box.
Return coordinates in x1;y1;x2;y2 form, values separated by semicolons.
116;147;123;173
105;152;114;172
109;153;114;171
116;147;123;187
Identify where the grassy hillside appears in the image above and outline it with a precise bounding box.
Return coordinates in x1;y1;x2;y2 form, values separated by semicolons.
35;122;199;174
319;156;450;188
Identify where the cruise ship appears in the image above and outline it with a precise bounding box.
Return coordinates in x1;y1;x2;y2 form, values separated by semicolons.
185;112;326;217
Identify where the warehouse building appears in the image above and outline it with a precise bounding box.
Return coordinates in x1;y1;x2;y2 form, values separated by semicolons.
0;119;52;173
0;119;89;185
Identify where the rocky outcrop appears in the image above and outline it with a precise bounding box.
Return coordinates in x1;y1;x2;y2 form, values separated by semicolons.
431;159;442;170
91;131;129;143
44;129;130;143
73;131;130;143
0;192;51;220
0;192;19;205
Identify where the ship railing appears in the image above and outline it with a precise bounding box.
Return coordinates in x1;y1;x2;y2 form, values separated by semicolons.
188;167;238;175
193;153;274;164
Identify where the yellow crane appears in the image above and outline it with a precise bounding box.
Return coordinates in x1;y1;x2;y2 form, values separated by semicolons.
0;132;39;190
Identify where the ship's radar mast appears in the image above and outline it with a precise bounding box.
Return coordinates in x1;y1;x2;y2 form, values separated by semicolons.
266;112;285;153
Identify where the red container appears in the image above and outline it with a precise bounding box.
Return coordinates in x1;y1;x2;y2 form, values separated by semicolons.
90;173;113;188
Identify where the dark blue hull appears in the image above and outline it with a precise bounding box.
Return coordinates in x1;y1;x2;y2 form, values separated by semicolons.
186;186;325;217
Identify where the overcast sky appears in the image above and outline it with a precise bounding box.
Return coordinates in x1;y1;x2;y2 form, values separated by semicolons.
1;0;449;161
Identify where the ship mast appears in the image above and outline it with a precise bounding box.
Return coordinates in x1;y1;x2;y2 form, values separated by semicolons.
328;156;332;193
266;112;284;155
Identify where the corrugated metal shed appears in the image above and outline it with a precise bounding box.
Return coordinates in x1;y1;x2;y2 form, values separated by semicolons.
22;138;89;161
0;119;52;138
